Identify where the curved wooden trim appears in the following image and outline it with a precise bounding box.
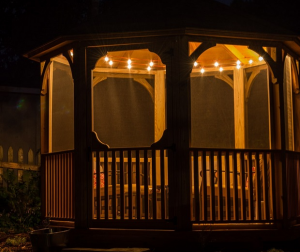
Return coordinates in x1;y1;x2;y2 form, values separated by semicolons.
189;42;217;63
151;129;173;150
133;78;154;101
291;58;299;94
248;45;277;79
63;51;75;76
91;131;110;150
41;59;51;95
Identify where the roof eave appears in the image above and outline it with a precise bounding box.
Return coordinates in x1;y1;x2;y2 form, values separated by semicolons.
24;27;300;62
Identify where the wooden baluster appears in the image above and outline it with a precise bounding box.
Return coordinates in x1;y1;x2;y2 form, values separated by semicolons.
194;150;200;222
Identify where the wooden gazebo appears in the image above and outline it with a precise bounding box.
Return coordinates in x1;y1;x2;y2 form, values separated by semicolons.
25;0;300;249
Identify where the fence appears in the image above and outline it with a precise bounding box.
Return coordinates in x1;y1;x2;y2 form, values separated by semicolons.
0;145;40;187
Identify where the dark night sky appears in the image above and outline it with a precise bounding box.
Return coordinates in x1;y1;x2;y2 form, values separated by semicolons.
216;0;233;5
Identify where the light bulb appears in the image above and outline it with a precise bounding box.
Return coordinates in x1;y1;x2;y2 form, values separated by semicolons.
128;59;131;64
109;60;113;66
149;61;154;67
249;59;253;64
259;56;263;61
194;62;198;67
147;66;151;71
200;68;205;74
237;65;241;69
214;62;219;67
105;56;109;62
128;64;132;69
219;67;223;72
237;60;241;65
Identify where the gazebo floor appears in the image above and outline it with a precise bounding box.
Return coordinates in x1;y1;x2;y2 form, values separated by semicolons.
63;226;300;252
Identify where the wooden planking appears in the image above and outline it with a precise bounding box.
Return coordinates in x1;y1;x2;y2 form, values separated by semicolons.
202;151;207;221
112;151;116;219
128;151;133;220
225;151;230;221
120;151;125;220
152;150;157;220
256;152;262;221
43;151;74;220
249;154;254;220
233;152;239;220
218;151;223;221
144;150;149;220
271;152;276;220
190;148;276;224
96;152;101;219
136;150;141;219
264;152;270;220
193;150;200;222
241;151;246;220
160;149;165;220
210;151;215;222
104;151;109;220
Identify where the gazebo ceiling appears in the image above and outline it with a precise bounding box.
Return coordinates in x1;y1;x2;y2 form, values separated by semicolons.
90;44;265;72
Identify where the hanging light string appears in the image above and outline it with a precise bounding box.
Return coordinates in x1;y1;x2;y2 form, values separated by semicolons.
195;56;263;73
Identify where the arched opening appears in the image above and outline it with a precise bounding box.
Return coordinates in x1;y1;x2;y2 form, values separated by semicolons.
190;43;270;149
42;54;74;153
91;49;167;220
190;43;273;222
92;49;166;148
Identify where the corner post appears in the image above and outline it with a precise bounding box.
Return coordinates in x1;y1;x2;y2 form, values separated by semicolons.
73;43;89;229
276;47;288;228
166;36;192;230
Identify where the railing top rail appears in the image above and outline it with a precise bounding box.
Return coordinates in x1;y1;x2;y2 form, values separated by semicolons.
189;147;280;153
42;149;74;156
91;146;169;151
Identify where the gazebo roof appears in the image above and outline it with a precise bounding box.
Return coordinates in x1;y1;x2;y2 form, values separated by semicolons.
24;0;300;61
76;0;295;35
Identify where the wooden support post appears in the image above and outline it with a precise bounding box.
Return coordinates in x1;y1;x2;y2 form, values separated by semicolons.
165;36;192;230
234;68;245;148
276;48;288;228
73;44;89;229
154;70;166;142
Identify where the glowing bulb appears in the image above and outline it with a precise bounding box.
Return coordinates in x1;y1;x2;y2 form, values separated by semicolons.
104;56;109;62
128;59;131;64
249;59;253;64
200;68;205;74
147;66;151;71
219;67;223;72
214;62;219;67
259;56;263;61
149;61;154;67
236;60;241;65
128;64;132;69
194;62;198;67
70;51;73;57
109;60;113;66
236;65;241;69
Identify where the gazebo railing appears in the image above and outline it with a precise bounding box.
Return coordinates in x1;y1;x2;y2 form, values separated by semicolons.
91;148;169;221
190;148;276;223
42;150;74;220
286;151;300;223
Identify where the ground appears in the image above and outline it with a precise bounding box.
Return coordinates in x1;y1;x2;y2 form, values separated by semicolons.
0;233;32;252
